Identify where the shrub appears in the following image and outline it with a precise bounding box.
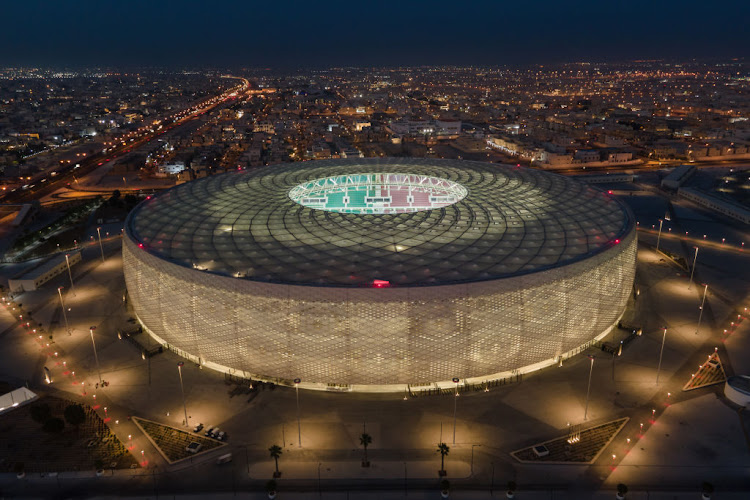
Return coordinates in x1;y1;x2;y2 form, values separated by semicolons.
30;403;52;424
64;404;86;427
43;417;65;433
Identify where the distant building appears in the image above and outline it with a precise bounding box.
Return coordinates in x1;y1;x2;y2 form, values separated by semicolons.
577;173;635;184
574;150;601;162
661;165;696;190
253;121;275;134
677;187;750;225
157;161;187;175
8;251;82;293
606;151;633;163
388;119;461;138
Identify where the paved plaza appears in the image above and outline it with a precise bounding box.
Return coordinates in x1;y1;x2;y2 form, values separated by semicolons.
0;185;748;498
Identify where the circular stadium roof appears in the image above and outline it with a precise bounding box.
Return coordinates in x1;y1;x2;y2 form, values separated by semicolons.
126;158;633;287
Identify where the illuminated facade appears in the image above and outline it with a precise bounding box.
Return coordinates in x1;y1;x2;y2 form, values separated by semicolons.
123;158;636;391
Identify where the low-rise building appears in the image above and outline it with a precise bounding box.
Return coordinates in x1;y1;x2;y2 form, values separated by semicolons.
9;251;82;293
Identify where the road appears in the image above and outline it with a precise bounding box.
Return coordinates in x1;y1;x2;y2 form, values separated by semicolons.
0;76;250;207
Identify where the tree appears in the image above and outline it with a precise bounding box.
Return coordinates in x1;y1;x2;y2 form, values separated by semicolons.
268;444;282;477
266;479;277;499
436;442;450;474
30;403;51;424
440;479;450;497
507;481;518;499
43;417;65;433
64;404;86;428
360;433;372;466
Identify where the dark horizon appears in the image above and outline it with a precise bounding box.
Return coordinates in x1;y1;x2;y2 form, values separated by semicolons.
2;0;749;69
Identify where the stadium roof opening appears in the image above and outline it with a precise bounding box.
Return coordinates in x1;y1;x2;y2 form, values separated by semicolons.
288;173;468;214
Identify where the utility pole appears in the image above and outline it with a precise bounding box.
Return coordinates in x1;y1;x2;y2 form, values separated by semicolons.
57;287;71;335
96;227;105;263
688;246;699;290
177;362;189;426
89;326;102;384
584;355;595;421
656;327;668;384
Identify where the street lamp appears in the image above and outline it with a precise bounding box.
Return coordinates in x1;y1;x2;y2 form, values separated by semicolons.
656;218;664;252
452;377;460;444
177;362;189;427
688;247;699;290
695;284;708;335
96;227;105;263
294;378;301;447
583;355;595;421
64;254;76;296
656;327;668;385
89;326;102;384
57;287;71;336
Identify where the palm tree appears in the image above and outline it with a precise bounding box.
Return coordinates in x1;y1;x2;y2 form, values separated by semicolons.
616;483;628;500
437;442;450;475
507;481;517;499
268;444;282;477
360;433;372;466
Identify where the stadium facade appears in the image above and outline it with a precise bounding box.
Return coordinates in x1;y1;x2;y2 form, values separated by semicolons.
123;158;636;392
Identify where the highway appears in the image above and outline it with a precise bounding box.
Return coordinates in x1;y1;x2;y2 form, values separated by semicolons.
0;76;250;207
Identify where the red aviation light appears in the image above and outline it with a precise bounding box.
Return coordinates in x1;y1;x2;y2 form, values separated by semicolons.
372;279;390;288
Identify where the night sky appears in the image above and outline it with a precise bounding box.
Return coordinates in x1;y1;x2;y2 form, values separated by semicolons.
2;0;749;68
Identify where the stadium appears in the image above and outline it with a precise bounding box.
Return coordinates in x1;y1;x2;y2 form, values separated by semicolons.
123;158;637;392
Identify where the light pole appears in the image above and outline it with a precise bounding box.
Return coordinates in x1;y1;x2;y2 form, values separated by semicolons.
695;285;708;335
96;227;105;263
656;327;668;385
688;246;699;290
177;362;189;427
452;377;459;445
656;218;664;252
583;355;595;421
294;378;301;447
57;287;71;336
89;326;102;384
64;254;76;296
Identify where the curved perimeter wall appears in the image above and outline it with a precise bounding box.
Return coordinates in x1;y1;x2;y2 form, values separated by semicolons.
123;228;636;391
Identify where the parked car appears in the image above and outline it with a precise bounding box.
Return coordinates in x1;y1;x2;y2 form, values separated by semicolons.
217;431;226;441
210;427;220;439
193;423;204;433
204;426;215;437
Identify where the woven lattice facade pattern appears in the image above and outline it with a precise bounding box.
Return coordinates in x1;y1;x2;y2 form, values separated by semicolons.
123;159;636;390
127;158;630;286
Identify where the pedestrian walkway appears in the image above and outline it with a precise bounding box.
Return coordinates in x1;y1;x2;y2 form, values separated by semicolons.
249;458;470;480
